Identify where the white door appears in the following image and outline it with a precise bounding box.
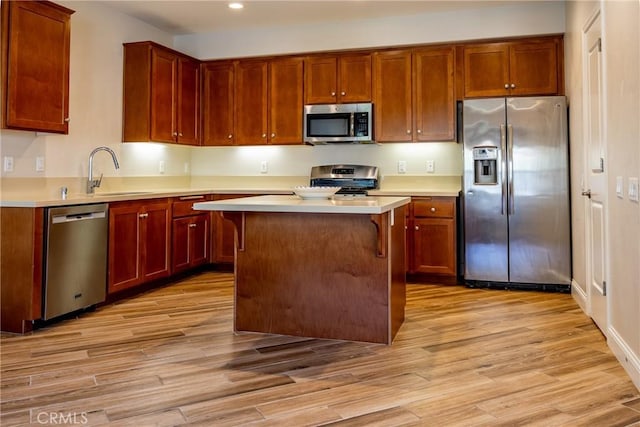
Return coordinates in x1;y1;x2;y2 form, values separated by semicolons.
583;10;608;333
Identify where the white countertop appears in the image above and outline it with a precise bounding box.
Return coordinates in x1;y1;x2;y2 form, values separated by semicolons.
193;195;411;214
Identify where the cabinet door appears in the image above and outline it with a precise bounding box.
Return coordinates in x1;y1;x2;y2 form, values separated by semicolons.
412;218;456;275
339;54;372;102
414;47;456;141
108;203;143;293
269;57;304;145
213;195;248;263
150;48;177;142
177;57;200;145
3;1;73;133
202;61;235;146
141;202;171;282
172;217;191;273
305;56;338;104
463;43;510;98
189;214;209;268
509;40;558;96
235;60;268;145
373;50;413;142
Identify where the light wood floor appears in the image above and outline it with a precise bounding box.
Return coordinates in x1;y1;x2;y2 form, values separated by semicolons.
1;271;639;426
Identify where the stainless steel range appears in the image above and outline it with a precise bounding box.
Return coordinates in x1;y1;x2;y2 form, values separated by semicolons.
310;164;379;196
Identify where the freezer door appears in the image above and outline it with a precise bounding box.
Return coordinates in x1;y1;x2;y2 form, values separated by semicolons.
507;97;571;284
463;98;509;282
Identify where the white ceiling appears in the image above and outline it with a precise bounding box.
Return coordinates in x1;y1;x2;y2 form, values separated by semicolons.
97;1;524;35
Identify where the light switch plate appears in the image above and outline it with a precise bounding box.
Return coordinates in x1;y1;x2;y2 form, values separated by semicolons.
260;160;268;174
629;177;639;202
159;160;165;174
426;160;435;173
36;156;45;172
3;156;14;172
616;176;624;198
398;160;407;174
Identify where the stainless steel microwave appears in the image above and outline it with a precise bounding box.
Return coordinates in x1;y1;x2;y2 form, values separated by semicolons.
303;103;373;144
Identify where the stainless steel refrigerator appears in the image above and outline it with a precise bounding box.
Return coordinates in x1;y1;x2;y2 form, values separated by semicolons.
462;96;571;290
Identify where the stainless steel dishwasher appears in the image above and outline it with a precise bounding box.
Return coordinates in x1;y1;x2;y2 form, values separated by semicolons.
43;204;108;320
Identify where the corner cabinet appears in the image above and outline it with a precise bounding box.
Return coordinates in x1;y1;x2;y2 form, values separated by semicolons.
123;42;200;145
373;46;456;143
407;197;457;277
304;54;372;104
108;199;171;294
1;0;74;134
463;36;563;98
202;57;303;146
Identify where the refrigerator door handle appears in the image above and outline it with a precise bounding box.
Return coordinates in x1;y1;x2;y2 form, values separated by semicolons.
500;124;507;215
507;124;515;214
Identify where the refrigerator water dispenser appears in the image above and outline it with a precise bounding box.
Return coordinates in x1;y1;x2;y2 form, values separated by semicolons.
472;147;498;185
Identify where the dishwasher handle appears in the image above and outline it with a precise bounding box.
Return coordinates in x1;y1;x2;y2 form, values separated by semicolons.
52;211;106;224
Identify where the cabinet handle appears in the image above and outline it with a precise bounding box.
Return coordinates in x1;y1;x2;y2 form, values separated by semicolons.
417;129;422;134
341;91;346;96
179;132;183;137
179;195;204;200
64;118;70;122
430;207;436;212
173;132;177;136
415;225;419;230
510;83;516;89
139;213;148;219
406;130;411;134
228;134;233;139
505;83;509;89
262;133;267;138
271;133;275;138
189;223;197;228
331;91;336;96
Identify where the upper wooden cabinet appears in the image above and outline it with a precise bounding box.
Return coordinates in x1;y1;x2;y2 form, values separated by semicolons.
123;42;200;145
373;46;456;142
463;37;562;98
1;0;74;134
202;57;303;146
305;54;371;104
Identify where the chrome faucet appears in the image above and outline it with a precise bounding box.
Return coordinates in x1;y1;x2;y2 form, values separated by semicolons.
87;146;120;194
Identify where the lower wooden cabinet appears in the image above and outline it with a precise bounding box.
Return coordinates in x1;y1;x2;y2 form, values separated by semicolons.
172;197;210;274
212;194;255;263
108;199;171;293
407;196;457;277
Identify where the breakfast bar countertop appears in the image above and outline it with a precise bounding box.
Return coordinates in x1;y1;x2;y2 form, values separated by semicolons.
193;194;411;215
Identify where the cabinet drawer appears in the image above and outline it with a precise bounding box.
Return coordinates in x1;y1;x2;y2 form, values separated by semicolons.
172;196;207;217
413;197;455;218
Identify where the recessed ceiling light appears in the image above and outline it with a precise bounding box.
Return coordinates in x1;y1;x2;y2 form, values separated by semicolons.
228;2;244;9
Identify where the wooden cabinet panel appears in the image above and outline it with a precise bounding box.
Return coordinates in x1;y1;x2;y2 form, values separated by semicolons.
172;214;209;274
305;54;371;104
1;1;74;133
407;197;457;277
212;194;252;263
269;57;304;144
235;60;269;145
150;48;177;143
202;61;235;146
172;216;191;272
108;199;170;293
373;50;413;142
189;214;209;267
463;37;562;98
123;41;200;145
414;46;456;141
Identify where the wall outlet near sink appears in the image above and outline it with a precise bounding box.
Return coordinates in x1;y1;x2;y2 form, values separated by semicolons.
397;160;407;174
426;160;435;173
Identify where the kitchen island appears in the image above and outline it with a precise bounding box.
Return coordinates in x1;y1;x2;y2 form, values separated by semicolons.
194;195;410;344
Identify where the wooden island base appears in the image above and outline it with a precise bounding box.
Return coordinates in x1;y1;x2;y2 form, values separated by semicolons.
223;207;406;344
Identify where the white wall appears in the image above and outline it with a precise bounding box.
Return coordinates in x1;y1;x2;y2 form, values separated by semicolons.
565;0;640;390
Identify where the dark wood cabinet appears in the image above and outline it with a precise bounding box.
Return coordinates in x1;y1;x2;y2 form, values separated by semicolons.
305;54;371;104
202;57;303;146
123;41;200;145
1;0;74;134
212;194;253;263
463;37;562;98
172;196;210;274
374;47;456;143
108;199;171;293
407;197;457;277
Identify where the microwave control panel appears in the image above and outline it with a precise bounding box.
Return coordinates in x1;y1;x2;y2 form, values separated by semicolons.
354;112;369;137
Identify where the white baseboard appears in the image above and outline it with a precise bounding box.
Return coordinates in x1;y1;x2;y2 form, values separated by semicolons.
608;326;640;391
571;279;588;313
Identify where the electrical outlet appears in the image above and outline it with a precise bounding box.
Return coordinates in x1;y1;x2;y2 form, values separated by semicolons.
629;177;639;202
426;160;435;173
183;162;190;174
159;160;165;174
3;156;14;172
36;156;45;172
398;160;407;174
260;160;268;174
